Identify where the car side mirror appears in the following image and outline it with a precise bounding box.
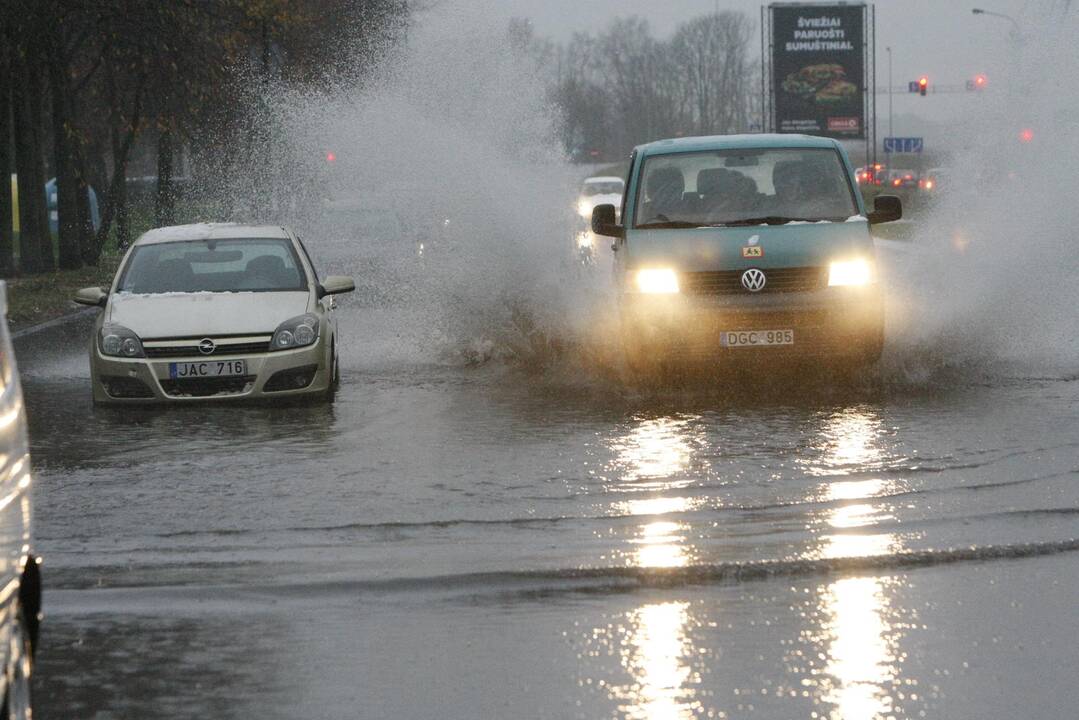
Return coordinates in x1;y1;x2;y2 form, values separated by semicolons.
867;195;902;225
317;276;355;298
591;204;624;239
74;286;107;307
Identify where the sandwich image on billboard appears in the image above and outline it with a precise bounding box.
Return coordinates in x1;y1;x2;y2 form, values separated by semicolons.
771;3;866;139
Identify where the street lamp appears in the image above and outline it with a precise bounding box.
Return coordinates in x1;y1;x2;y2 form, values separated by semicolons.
972;7;1023;42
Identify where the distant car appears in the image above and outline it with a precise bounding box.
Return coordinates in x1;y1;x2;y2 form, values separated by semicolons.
886;169;918;189
0;281;42;718
75;223;355;403
45;177;101;235
853;164;885;186
577;176;624;220
919;167;948;192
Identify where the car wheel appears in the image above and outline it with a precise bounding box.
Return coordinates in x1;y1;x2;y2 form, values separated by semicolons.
1;607;33;720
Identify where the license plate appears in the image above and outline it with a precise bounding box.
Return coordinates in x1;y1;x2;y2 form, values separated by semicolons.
721;329;794;348
168;360;247;378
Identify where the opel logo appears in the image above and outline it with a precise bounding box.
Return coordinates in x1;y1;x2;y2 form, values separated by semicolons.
198;338;216;355
741;268;767;292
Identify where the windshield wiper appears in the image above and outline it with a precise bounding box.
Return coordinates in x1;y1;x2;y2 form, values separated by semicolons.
709;216;820;227
635;220;703;229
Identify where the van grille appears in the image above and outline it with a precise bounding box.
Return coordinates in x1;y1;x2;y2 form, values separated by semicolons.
680;267;826;295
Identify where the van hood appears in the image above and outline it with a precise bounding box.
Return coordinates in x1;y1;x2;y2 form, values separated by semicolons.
107;291;311;339
627;218;872;270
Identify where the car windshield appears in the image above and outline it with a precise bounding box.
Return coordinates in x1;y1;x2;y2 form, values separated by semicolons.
117;238;308;294
633;148;858;228
582;181;623;196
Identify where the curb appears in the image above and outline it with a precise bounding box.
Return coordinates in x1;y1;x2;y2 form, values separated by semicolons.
11;307;98;340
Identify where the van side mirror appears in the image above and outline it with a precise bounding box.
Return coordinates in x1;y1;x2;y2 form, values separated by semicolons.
591;204;624;239
74;287;107;307
867;195;902;225
317;276;355;298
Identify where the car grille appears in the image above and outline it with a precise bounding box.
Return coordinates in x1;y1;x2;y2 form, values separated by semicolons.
144;341;272;358
159;376;256;398
680;267;826;295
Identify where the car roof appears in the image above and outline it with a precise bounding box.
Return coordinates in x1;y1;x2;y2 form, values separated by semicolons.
635;133;842;157
134;223;292;246
583;176;624;184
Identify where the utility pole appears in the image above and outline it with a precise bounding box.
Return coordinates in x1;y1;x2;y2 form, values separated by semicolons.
886;46;893;140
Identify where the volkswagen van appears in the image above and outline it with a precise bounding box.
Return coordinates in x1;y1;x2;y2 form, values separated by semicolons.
591;134;901;367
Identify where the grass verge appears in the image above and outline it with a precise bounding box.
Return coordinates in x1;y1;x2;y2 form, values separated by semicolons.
7;251;122;331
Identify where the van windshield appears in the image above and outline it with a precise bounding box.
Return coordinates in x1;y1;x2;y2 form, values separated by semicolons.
633;148;859;228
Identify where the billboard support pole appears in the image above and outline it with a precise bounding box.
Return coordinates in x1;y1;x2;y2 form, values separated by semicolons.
870;4;877;169
760;5;767;133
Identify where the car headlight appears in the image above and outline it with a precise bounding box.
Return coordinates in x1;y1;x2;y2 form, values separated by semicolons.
577;199;593;218
99;324;145;358
634;268;680;294
828;258;874;287
271;314;320;350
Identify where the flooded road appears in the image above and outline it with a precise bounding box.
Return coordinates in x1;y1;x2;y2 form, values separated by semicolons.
19;292;1079;717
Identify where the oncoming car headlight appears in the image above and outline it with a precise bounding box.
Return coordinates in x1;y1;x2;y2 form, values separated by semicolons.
271;314;320;350
577;199;593;218
99;324;145;358
828;258;874;287
634;268;680;294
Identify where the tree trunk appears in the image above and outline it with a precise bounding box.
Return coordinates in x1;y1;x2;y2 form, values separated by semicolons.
0;28;15;277
155;123;174;227
48;44;81;270
11;35;53;274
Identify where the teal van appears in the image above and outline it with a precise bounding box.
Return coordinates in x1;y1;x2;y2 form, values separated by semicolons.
591;134;901;366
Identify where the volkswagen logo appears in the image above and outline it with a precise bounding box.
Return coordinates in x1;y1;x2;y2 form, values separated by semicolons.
198;338;216;355
741;268;767;292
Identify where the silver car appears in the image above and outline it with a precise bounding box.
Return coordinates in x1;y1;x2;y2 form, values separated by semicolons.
0;281;41;718
75;223;355;403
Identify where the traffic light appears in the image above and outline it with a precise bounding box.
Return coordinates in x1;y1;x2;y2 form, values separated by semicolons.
967;74;987;91
918;76;928;96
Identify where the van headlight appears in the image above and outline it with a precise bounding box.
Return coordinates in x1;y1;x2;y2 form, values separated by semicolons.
634;268;680;294
271;314;320;350
828;258;874;287
577;199;593;218
99;324;145;358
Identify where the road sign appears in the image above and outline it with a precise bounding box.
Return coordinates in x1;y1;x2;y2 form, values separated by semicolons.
883;137;923;153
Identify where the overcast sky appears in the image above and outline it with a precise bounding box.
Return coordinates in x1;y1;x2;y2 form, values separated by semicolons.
487;0;1040;125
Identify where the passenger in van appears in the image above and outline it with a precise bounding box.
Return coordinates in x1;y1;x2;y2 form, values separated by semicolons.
641;167;685;222
772;159;850;218
696;168;759;221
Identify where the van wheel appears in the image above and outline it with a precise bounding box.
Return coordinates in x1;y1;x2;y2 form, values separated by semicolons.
1;608;33;720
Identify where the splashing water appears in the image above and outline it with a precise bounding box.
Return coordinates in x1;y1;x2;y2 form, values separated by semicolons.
202;4;609;372
884;10;1079;381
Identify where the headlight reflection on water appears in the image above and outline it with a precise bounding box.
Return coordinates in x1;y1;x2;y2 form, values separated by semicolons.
617;602;699;720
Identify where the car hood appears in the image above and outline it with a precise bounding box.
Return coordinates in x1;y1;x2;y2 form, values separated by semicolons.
626;218;872;270
107;291;311;339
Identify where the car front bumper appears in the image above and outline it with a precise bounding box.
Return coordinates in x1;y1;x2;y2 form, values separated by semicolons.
620;286;884;361
90;341;331;403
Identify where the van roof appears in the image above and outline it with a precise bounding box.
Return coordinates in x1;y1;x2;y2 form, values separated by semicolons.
635;133;842;157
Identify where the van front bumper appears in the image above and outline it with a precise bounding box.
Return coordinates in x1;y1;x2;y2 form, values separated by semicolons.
620;286;884;361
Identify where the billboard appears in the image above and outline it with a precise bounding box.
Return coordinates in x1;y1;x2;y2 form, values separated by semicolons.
770;4;866;139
